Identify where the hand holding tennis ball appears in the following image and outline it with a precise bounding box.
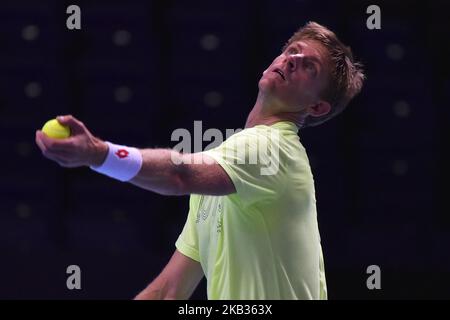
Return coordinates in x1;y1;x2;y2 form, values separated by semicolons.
35;115;108;168
41;119;71;139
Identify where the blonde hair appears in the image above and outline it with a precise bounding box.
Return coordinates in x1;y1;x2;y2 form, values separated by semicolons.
283;21;365;127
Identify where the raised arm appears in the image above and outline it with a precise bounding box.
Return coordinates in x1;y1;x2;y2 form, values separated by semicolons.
35;115;235;196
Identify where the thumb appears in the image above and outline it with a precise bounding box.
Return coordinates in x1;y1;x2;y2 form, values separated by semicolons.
56;115;85;134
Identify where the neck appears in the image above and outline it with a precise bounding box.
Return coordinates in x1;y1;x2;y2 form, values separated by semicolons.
245;92;305;129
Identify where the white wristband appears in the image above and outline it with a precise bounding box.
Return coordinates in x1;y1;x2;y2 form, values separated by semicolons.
90;141;143;182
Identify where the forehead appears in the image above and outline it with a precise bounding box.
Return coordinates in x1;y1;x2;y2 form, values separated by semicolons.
288;40;329;64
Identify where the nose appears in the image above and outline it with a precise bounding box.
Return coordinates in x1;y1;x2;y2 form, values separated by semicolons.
286;53;304;72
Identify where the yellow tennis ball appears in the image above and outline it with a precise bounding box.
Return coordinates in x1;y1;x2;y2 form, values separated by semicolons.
41;119;71;139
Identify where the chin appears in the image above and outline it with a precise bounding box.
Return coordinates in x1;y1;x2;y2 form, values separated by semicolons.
258;78;275;93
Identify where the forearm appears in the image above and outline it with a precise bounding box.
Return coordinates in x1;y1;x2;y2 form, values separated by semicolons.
134;277;190;300
135;250;204;300
134;283;172;300
90;140;234;196
129;148;187;196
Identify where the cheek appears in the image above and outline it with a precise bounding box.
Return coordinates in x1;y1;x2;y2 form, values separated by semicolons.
283;80;316;106
293;76;318;99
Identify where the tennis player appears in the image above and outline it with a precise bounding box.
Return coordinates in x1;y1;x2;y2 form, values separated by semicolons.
35;22;364;299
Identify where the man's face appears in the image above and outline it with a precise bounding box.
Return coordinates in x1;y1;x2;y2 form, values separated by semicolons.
258;40;330;113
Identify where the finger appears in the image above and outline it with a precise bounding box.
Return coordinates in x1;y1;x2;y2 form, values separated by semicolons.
42;149;74;165
43;154;71;168
56;115;86;135
48;153;83;168
36;135;73;165
46;149;73;161
35;131;48;153
36;130;75;151
58;161;82;168
40;148;61;163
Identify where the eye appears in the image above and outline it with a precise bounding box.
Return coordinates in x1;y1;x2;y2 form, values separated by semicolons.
287;47;298;55
305;61;317;74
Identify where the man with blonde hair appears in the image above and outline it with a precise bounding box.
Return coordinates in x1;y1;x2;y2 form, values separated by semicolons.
36;21;364;299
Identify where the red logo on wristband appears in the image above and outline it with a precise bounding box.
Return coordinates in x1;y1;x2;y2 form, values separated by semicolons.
116;149;129;159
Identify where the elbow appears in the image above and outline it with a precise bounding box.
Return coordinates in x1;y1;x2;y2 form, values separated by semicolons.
170;159;191;196
171;170;190;196
158;173;188;196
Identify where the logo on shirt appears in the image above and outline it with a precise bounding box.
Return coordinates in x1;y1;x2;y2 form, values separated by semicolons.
201;208;209;221
195;197;224;234
216;203;223;233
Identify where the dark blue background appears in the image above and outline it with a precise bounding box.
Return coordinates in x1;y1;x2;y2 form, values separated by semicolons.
0;0;449;299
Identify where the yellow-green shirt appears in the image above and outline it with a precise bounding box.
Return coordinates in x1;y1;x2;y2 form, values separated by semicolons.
175;121;327;299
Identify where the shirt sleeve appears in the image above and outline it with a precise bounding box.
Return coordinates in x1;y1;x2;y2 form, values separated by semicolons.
202;127;285;208
175;195;201;262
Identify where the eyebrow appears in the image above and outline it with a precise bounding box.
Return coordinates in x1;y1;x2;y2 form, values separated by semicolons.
291;43;324;73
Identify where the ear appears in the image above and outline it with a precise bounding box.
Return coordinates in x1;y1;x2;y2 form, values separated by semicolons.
306;100;331;118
